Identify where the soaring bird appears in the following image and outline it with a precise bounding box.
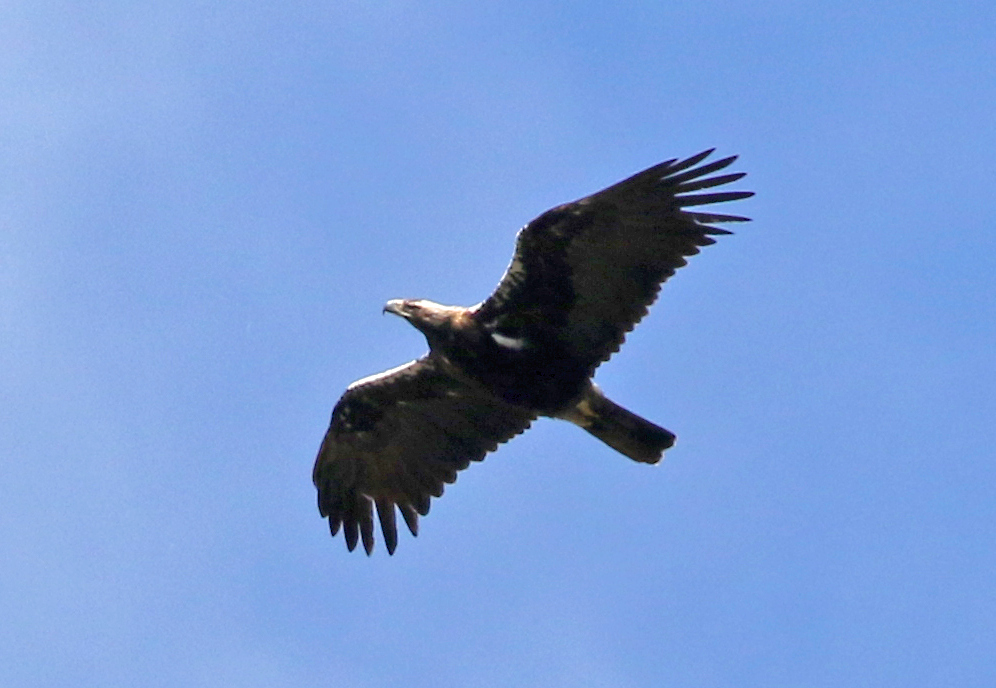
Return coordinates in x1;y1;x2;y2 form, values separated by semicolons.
314;149;752;554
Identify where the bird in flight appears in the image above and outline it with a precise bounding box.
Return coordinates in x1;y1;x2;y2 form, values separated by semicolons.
314;149;753;554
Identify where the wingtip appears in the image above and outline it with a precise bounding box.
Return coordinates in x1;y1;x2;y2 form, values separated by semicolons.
344;520;359;552
400;503;420;537
360;512;375;555
679;190;755;207
376;499;399;555
664;148;716;176
689;211;753;224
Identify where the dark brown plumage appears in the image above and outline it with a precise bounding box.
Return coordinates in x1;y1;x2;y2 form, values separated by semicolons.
314;149;753;554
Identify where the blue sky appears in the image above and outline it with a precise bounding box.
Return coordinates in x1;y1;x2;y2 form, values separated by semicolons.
2;1;994;686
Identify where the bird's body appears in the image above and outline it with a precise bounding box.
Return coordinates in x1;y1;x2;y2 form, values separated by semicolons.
314;149;753;554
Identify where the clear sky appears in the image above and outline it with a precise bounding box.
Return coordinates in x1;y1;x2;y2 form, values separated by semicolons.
2;1;994;686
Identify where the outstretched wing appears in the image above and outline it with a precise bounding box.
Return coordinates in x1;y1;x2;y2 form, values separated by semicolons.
473;149;753;371
313;356;535;555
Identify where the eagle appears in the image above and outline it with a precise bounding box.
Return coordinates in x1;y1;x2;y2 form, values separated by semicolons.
314;149;752;554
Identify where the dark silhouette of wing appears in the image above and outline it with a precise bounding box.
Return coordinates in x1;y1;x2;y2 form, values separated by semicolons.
313;356;535;555
474;149;753;371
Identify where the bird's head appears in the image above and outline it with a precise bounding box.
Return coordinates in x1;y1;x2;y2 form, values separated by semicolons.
383;299;469;348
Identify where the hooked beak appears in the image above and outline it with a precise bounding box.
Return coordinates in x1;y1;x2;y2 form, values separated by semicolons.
383;299;407;318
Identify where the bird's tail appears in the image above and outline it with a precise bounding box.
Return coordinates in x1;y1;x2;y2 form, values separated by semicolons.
558;385;676;464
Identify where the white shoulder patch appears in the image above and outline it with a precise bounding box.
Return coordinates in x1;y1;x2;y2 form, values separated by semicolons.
490;332;529;350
